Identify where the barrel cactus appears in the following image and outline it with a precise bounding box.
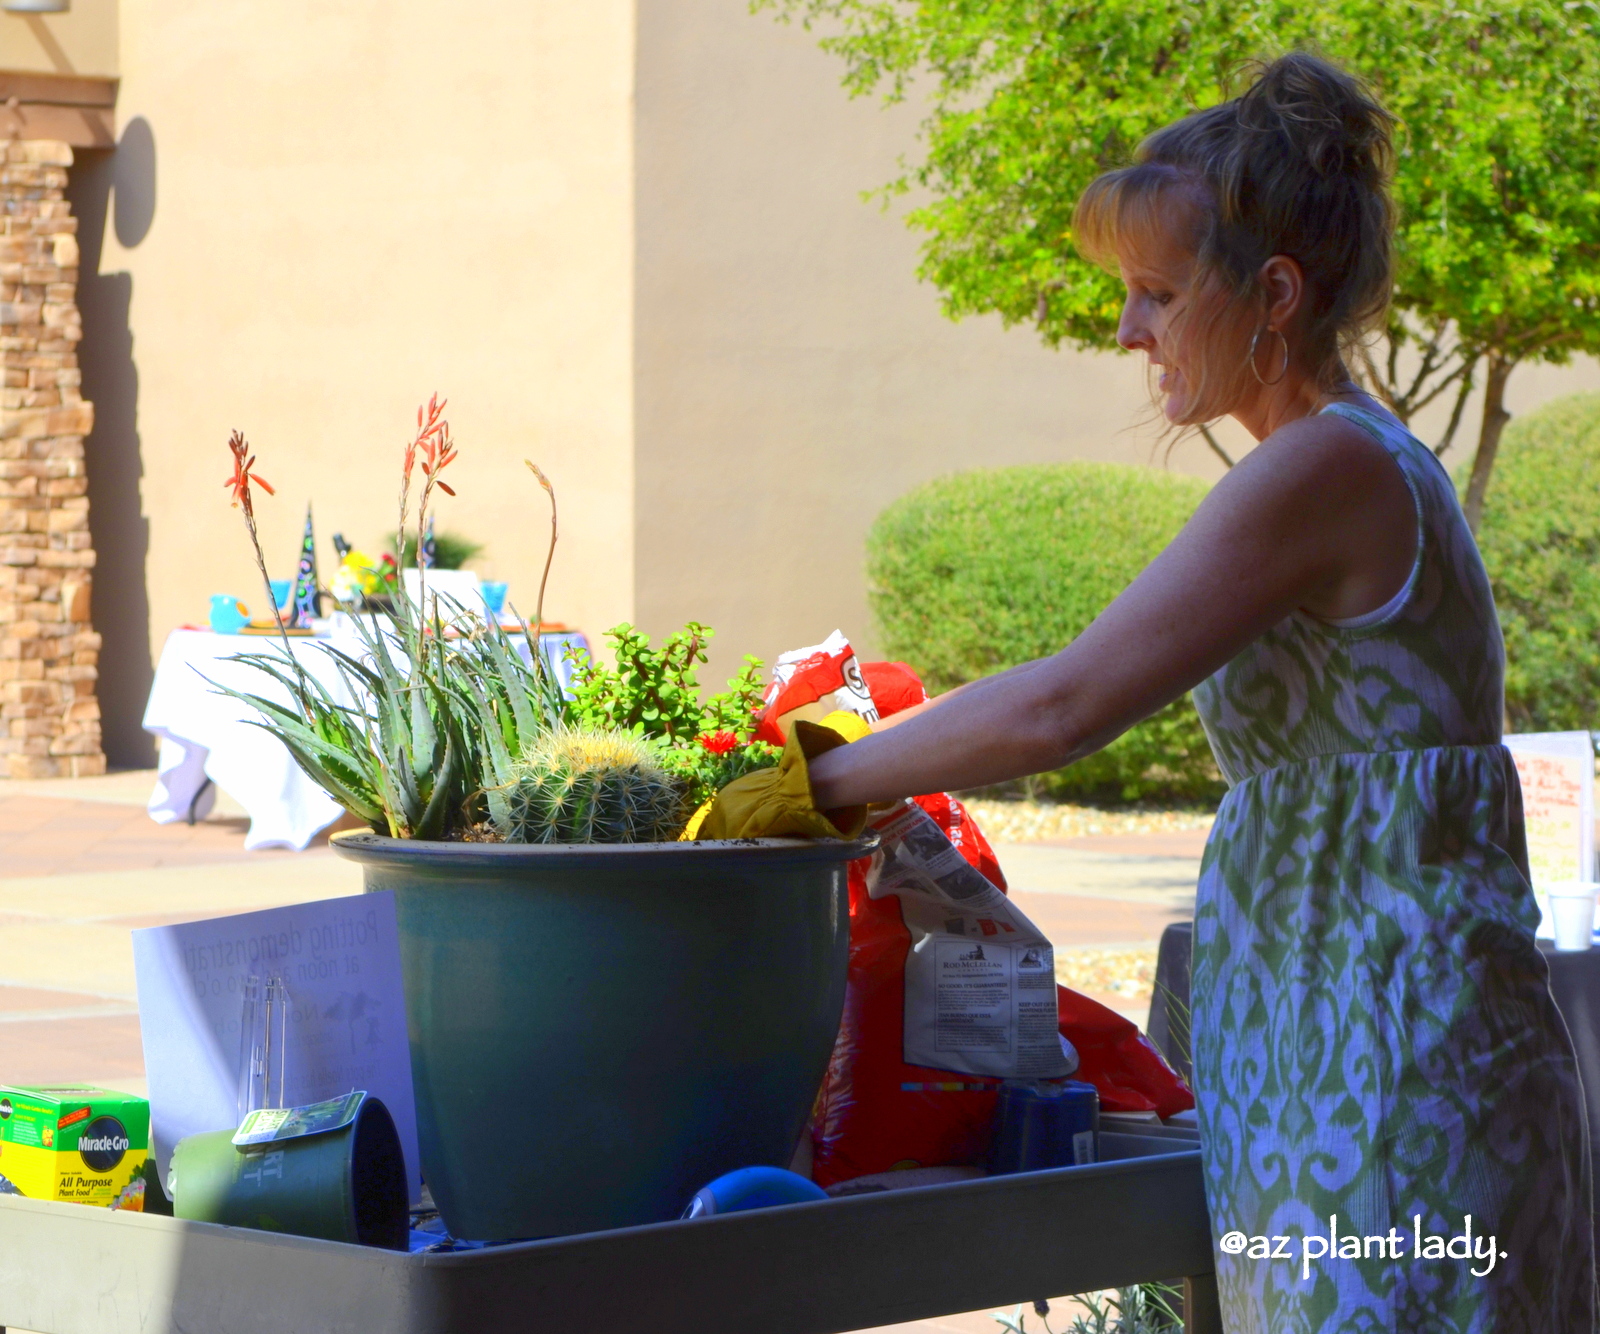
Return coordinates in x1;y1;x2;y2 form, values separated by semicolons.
495;727;689;844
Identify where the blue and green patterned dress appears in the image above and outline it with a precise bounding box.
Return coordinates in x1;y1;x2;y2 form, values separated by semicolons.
1190;403;1595;1331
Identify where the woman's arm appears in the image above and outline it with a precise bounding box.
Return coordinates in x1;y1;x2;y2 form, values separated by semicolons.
810;412;1415;808
871;658;1049;732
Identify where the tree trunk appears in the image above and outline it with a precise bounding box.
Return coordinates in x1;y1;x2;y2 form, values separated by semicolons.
1461;353;1515;536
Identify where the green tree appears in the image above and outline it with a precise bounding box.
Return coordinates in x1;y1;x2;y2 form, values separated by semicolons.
760;0;1600;528
1350;2;1600;530
1468;393;1600;732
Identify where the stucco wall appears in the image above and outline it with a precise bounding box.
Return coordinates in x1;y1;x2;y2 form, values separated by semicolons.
42;0;1600;762
631;2;1228;689
0;3;117;78
633;1;1600;691
77;0;636;763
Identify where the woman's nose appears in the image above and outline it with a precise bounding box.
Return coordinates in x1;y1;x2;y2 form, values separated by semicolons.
1116;300;1151;353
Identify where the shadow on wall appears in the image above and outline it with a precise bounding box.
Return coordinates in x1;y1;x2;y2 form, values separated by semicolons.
65;116;157;769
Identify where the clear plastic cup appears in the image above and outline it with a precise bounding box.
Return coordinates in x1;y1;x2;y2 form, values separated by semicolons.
1547;881;1599;952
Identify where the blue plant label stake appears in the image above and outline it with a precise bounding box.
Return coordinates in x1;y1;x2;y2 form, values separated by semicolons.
290;504;319;628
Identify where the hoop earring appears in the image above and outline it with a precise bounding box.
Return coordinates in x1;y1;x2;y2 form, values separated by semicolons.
1249;326;1290;387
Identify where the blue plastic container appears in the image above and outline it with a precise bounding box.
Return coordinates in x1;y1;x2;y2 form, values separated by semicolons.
990;1079;1099;1174
682;1166;828;1218
333;833;869;1242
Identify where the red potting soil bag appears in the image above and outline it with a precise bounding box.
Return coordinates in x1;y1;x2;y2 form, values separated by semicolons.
1057;985;1194;1121
811;824;1194;1183
811;787;1014;1187
806;658;1192;1186
753;631;880;746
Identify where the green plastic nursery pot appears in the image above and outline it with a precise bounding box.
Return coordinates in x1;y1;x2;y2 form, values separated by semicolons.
169;1096;408;1249
331;832;868;1242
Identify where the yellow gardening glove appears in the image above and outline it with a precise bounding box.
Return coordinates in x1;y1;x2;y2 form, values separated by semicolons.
817;710;872;743
695;719;868;841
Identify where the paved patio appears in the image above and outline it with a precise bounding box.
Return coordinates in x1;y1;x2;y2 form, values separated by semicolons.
0;772;1200;1334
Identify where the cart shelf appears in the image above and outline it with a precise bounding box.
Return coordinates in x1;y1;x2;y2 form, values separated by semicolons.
0;1133;1216;1334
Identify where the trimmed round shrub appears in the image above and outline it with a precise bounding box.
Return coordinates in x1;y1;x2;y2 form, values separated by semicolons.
1471;393;1600;732
866;461;1220;802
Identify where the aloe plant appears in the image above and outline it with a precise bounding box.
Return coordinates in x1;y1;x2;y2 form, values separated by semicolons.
212;400;481;839
219;610;453;840
214;588;571;840
215;397;777;842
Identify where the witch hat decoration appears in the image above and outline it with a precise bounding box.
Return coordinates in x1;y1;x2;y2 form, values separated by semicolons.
290;504;320;628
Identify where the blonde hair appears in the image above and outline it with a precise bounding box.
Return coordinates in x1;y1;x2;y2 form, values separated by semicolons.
1075;52;1396;424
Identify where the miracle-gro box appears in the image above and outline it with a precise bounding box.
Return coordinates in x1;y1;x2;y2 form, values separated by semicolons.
0;1084;149;1210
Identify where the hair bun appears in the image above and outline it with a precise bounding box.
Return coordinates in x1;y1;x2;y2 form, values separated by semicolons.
1235;52;1394;183
1073;48;1396;415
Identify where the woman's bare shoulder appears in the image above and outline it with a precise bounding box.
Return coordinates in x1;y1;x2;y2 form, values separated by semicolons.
1231;402;1408;502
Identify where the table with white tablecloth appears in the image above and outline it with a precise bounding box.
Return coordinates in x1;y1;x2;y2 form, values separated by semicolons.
142;626;590;852
142;630;354;850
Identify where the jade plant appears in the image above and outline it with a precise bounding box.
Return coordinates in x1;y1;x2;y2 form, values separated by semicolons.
213;396;777;843
562;621;779;811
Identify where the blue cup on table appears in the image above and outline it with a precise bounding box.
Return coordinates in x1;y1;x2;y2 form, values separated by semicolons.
270;578;292;613
480;581;508;619
990;1079;1100;1173
209;594;250;635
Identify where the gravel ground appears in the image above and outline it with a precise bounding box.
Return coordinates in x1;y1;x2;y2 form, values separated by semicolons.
1054;946;1159;1000
962;798;1216;844
952;799;1207;999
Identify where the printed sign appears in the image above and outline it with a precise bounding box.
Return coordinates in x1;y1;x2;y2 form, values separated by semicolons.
1504;731;1596;935
132;892;420;1202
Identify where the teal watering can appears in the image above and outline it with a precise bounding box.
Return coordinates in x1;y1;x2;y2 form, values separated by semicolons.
209;595;250;634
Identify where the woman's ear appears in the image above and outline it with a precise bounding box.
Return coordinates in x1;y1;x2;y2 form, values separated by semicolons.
1258;254;1306;332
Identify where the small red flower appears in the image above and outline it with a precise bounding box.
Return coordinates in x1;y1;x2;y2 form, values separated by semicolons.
414;396;458;498
223;430;274;517
698;731;739;757
404;395;445;485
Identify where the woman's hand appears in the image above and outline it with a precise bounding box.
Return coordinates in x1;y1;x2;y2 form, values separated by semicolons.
808;406;1416;809
695;720;868;841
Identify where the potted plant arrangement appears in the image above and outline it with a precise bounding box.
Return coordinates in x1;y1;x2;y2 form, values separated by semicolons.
216;399;869;1242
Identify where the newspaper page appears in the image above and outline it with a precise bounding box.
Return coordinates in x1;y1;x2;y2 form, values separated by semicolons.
865;802;1074;1079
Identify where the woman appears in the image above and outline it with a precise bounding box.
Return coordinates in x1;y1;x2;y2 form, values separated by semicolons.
717;51;1595;1331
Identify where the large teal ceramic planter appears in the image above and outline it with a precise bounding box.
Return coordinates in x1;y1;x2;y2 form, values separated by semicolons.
331;833;868;1242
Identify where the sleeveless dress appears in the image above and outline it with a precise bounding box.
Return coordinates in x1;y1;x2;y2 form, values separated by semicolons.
1190;403;1596;1332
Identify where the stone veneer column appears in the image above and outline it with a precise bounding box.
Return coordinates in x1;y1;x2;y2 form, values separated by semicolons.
0;138;103;779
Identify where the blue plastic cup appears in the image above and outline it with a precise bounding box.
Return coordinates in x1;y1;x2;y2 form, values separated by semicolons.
989;1079;1099;1174
480;581;508;617
270;578;292;610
